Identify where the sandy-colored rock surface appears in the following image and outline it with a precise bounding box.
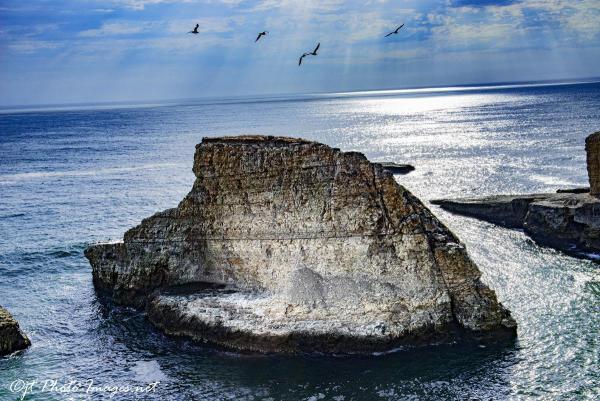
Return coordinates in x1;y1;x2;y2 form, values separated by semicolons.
85;135;515;353
0;306;30;356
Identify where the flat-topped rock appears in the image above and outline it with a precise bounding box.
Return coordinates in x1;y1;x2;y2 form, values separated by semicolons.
377;162;415;175
0;306;30;356
433;192;600;258
85;135;515;353
432;131;600;260
432;193;600;257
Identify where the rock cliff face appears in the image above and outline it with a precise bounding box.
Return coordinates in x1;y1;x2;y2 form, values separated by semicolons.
433;131;600;260
0;306;30;356
432;193;600;257
85;135;515;353
586;132;600;196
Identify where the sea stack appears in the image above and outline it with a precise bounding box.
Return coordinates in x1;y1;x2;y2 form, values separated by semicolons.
585;132;600;196
0;306;31;356
433;131;600;260
85;135;516;353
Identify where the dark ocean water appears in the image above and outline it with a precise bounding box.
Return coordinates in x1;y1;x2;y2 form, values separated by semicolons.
0;82;599;400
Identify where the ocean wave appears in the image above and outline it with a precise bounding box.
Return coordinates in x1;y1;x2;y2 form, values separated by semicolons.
0;213;26;219
0;163;180;183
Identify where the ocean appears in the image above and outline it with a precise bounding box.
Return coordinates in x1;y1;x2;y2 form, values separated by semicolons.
0;81;599;400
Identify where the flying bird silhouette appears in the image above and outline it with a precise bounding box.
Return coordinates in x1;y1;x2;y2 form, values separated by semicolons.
298;52;310;65
385;24;404;37
188;24;199;34
299;42;320;66
255;31;268;42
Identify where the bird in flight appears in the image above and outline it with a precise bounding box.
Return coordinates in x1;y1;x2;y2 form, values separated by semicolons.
188;24;199;34
255;31;268;42
298;52;309;65
385;24;404;37
299;42;320;66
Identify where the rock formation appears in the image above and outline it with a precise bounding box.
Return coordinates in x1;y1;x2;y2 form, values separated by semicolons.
586;132;600;196
85;135;515;353
433;131;600;260
0;306;30;356
378;162;415;175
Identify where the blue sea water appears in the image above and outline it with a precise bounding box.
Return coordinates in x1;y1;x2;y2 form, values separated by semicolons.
0;81;599;400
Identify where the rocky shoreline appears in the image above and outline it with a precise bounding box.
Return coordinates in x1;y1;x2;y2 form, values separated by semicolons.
0;306;30;356
86;135;515;354
433;131;600;260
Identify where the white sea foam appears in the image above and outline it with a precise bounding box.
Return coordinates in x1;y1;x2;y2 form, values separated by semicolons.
131;360;168;383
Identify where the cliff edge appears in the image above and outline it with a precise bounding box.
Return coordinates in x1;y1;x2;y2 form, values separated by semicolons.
85;135;515;353
433;131;600;260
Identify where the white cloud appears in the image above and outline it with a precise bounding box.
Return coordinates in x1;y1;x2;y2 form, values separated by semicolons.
79;22;154;37
108;0;244;10
428;0;600;52
7;40;62;53
432;20;514;47
108;0;184;10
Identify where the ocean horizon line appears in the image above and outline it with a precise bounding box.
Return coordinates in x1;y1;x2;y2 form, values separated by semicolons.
1;77;599;116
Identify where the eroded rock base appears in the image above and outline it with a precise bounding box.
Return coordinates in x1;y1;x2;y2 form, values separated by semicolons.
146;283;514;354
432;193;600;259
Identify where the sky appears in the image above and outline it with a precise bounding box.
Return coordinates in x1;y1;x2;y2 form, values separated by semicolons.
0;0;599;106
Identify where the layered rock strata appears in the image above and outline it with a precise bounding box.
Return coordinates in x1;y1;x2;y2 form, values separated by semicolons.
433;131;600;259
432;193;600;257
0;306;31;356
85;135;515;353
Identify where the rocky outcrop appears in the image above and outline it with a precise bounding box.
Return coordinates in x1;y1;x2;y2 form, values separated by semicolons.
433;131;600;260
85;135;515;353
556;187;589;194
432;193;600;257
0;306;30;356
378;162;415;175
586;132;600;196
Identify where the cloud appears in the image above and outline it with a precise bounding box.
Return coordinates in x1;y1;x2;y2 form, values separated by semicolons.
78;22;150;37
451;0;518;7
248;0;346;13
108;0;185;10
432;19;515;47
108;0;244;10
91;8;116;13
427;0;600;51
7;40;62;53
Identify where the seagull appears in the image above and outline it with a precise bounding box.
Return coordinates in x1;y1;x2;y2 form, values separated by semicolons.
298;52;310;65
299;42;320;66
255;31;268;42
188;24;199;34
385;24;404;37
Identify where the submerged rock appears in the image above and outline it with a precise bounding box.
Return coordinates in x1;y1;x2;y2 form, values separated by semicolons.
85;135;515;353
0;306;30;356
378;162;415;175
432;131;600;260
556;187;589;194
